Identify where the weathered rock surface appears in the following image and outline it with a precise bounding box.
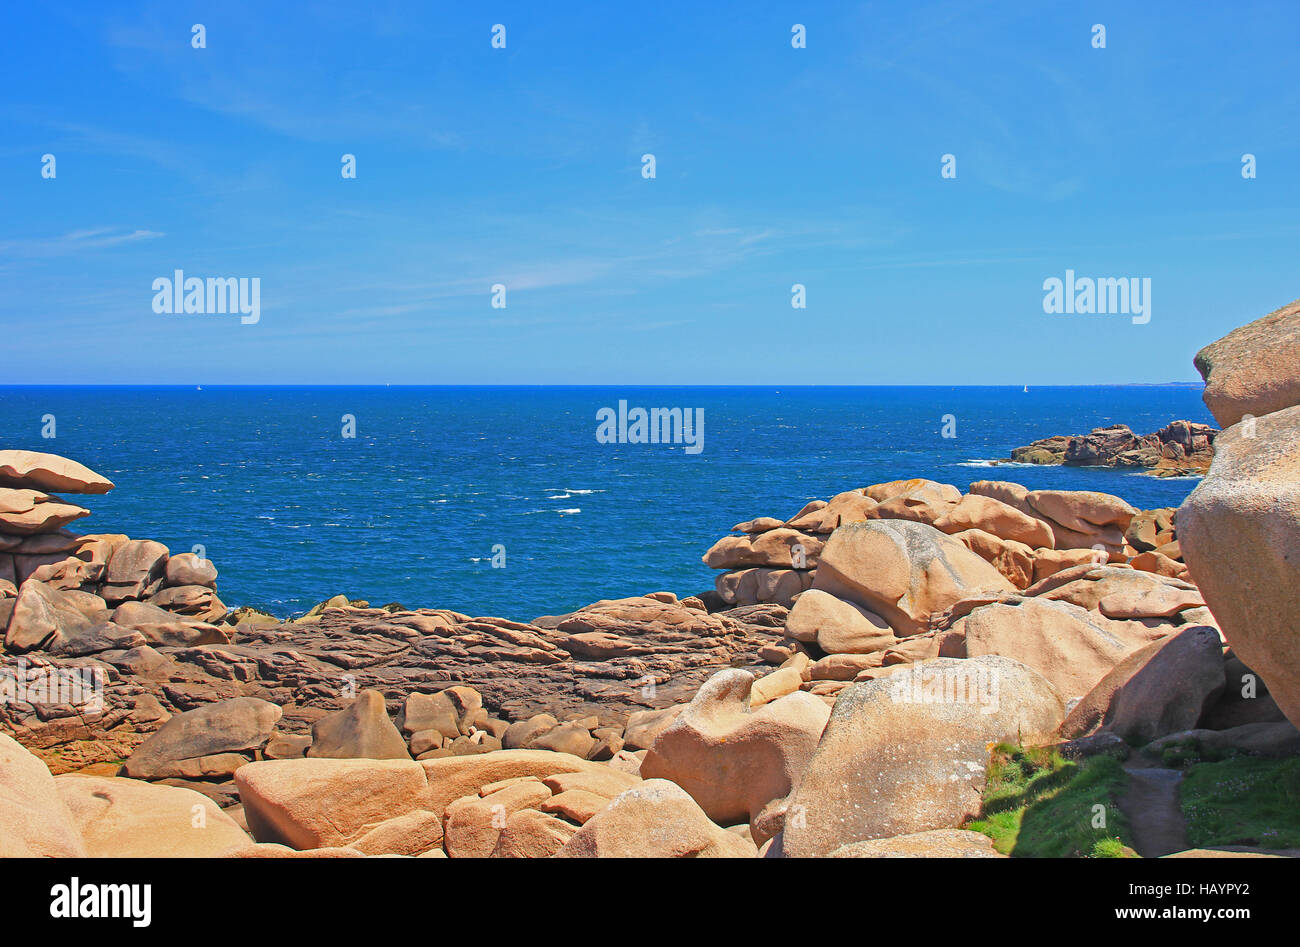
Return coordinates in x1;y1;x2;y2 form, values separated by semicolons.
827;828;1005;858
0;733;87;857
702;528;823;570
165;553;218;588
102;540;170;603
1007;422;1217;477
556;779;756;858
784;588;895;654
57;774;251;857
811;520;1014;637
0;489;91;535
956;598;1158;700
0;450;115;494
1179;405;1300;729
123;697;282;779
234;757;432;849
1060;626;1226;744
308;689;412;760
932;494;1054;549
780;656;1064;857
1194;296;1300;426
1145;721;1300;760
640;669;829;840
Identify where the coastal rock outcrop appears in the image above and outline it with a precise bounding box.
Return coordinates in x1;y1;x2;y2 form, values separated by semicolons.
1006;421;1217;477
0;446;1263;860
705;477;1196;614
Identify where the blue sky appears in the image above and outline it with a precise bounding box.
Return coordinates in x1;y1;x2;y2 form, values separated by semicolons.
2;0;1297;384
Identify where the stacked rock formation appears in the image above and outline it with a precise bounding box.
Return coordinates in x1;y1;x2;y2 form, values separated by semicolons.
704;476;1192;608
0;451;228;665
1006;420;1217;477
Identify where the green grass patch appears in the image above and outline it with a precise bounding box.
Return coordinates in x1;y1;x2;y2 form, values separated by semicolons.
966;742;1137;857
1154;735;1238;768
1181;755;1300;849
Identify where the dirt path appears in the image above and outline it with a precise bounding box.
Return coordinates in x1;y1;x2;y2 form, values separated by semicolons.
1120;760;1190;857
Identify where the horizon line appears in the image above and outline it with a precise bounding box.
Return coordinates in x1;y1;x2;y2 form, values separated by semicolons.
0;382;1208;390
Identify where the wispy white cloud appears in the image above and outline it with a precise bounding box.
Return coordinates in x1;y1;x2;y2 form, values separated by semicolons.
0;227;164;257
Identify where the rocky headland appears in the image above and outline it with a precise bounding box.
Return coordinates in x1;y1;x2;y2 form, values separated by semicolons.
3;296;1300;859
1004;420;1217;477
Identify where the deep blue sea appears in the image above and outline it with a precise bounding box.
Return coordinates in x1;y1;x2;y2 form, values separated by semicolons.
0;386;1215;621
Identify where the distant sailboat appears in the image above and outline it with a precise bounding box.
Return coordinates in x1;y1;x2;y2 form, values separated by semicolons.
1023;385;1029;393
196;385;202;391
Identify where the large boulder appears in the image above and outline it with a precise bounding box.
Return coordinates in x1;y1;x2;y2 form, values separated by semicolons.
492;808;581;857
1179;404;1300;728
828;828;1004;858
811;520;1015;637
164;552;218;588
0;488;90;535
866;479;961;505
784;588;895;654
780;656;1065;857
957;598;1155;700
123;697;283;779
57;775;251;857
234;757;432;849
110;600;228;648
702;528;823;570
932;494;1055;549
715;566;812;607
308;689;412;760
951;528;1035;589
1194;296;1300;426
0;450;115;494
102;540;170;603
442;779;554;858
1024;490;1138;535
639;669;830;841
1030;564;1196;613
346;809;445;856
419;749;610;819
556;779;756;858
1060;625;1226;744
786;490;878;534
3;579;98;652
0;733;87;857
868;481;961;525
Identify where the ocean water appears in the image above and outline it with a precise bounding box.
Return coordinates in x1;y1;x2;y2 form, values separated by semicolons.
0;386;1215;620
